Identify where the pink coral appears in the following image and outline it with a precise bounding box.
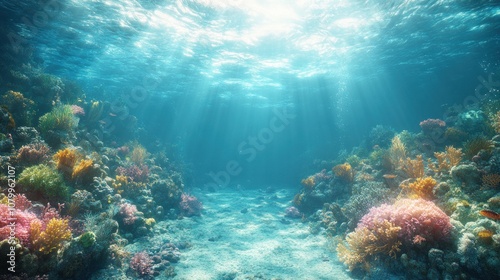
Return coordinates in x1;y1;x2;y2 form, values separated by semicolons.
0;200;67;249
116;164;149;182
0;204;40;246
179;193;203;217
119;203;138;225
70;105;85;116
358;198;452;245
419;118;446;135
130;251;153;276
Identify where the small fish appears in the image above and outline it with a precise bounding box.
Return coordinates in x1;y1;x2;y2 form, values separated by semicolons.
383;174;397;179
479;209;500;220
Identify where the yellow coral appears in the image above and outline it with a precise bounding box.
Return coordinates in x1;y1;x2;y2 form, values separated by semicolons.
402;176;437;199
389;136;407;170
72;159;93;179
129;144;148;165
301;176;315;188
32;218;72;254
337;220;401;271
429;146;463;174
53;148;79;175
402;155;424;178
333;163;354;182
145;218;156;228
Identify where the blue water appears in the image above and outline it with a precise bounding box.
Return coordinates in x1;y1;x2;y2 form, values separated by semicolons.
1;0;499;185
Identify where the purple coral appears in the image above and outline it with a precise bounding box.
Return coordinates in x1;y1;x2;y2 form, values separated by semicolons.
129;251;153;276
358;198;452;245
179;193;203;217
419;118;446;135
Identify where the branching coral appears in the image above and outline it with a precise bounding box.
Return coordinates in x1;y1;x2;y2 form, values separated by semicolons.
337;220;401;271
71;159;96;183
31;217;72;254
402;155;425;178
53;148;79;176
428;146;463;174
389;135;406;170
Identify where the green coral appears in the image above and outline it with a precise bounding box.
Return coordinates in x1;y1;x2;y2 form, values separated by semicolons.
38;105;77;134
78;231;96;248
18;164;68;203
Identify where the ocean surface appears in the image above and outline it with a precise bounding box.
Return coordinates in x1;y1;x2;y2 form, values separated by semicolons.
1;1;500;279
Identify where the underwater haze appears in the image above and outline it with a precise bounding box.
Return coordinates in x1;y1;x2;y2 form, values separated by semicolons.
1;0;500;279
2;0;499;185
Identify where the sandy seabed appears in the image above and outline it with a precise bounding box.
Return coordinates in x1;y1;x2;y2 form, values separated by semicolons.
132;187;353;280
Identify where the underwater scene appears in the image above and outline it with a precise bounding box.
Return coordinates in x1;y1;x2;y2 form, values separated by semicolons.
0;0;500;279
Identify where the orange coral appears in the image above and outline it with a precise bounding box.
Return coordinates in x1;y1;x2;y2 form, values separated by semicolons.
333;163;354;182
53;148;79;175
72;159;94;179
31;218;72;254
402;176;437;199
429;146;463;174
301;176;315;188
402;155;424;178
